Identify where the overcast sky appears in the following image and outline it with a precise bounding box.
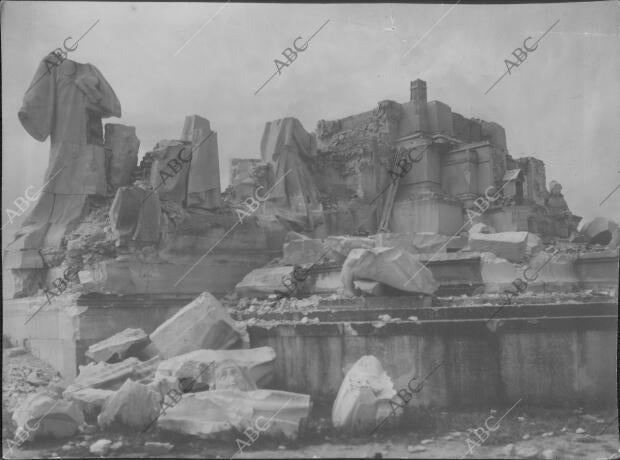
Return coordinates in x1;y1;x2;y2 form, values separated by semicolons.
2;1;619;243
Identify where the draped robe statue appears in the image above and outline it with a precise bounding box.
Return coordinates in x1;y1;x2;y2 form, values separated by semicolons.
260;117;323;230
9;53;121;255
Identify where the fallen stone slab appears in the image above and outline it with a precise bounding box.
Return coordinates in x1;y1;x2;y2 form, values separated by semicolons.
149;292;249;359
155;346;276;389
158;389;311;440
97;379;161;430
283;238;327;265
65;357;160;394
12;393;84;440
341;247;439;296
236;266;298;298
375;232;458;255
332;355;397;434
469;231;542;263
325;236;375;262
65;388;114;419
86;328;149;363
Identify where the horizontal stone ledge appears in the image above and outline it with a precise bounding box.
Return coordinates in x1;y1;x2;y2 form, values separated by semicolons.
247;315;618;338
238;301;618;323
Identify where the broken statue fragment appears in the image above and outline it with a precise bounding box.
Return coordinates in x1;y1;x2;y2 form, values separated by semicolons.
332;355;397;434
12;55;121;252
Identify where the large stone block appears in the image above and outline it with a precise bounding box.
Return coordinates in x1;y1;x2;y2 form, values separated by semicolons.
149;140;191;204
181;115;221;209
109;185;161;245
104;124;139;193
469;231;542;263
149;292;249;359
341;247;439;296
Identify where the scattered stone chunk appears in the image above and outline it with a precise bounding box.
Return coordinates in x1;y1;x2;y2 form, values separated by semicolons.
500;443;516;456
110;441;123;451
341;247;438;296
89;439;112;456
332;355;397;434
144;441;174;455
576;427;586;434
515;446;540;458
149;292;249;359
65;388;114;418
12;393;84;440
541;449;556;460
86;328;149;363
469;223;495;234
407;445;426;453
97;379;161;430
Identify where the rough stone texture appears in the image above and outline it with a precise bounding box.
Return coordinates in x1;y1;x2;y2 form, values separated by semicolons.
12;393;84;440
341;247;439;296
85;328;149;363
236;266;299;298
144;442;174;455
374;232;457;255
149;292;249;359
469;231;542;263
469;222;495;234
104;124;139;193
89;439;113;456
149;140;191;204
158;389;311;440
109;185;162;245
283;238;327;265
580;217;620;247
332;355;396;433
325;236;375;262
97;379;161;430
64;357;155;393
155;347;276;390
180;115;221;209
65;388;114;418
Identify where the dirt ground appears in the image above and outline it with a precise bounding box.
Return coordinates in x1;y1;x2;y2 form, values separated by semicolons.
3;348;619;459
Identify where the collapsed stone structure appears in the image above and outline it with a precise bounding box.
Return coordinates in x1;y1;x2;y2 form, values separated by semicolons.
3;60;619;450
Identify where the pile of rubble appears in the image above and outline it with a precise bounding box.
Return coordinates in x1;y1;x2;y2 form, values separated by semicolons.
6;292;314;453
